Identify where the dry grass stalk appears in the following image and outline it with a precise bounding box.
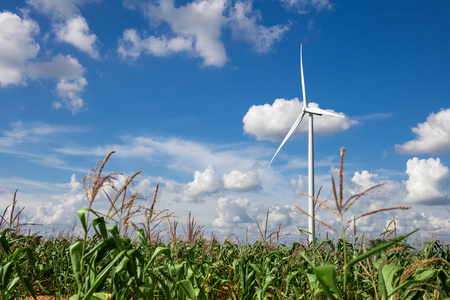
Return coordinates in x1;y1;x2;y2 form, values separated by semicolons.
253;208;288;247
134;183;170;243
182;212;205;245
348;206;411;224
293;204;338;234
400;257;450;285
84;151;120;208
0;189;40;236
294;147;412;238
105;170;143;218
166;217;181;245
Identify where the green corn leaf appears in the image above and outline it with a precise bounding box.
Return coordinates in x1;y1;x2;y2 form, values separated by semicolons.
26;248;36;270
378;264;402;297
11;247;26;261
77;208;90;233
298;228;312;235
91;293;110;300
143;247;171;275
107;225;120;236
1;262;14;290
177;279;197;300
138;283;154;300
316;239;335;252
0;234;10;255
313;264;341;300
346;229;419;269
82;249;127;300
391;270;437;298
5;276;20;294
249;263;261;275
285;271;300;294
438;271;450;297
300;251;314;267
260;275;274;299
115;256;130;274
92;217;108;240
69;241;83;289
21;276;37;300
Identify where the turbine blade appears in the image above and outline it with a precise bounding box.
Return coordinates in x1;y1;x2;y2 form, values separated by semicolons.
269;111;306;166
304;107;345;118
300;44;307;108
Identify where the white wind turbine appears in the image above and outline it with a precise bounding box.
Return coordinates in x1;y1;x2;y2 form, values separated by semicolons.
269;44;345;244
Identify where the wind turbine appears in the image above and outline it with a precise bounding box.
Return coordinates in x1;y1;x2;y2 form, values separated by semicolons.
269;44;345;244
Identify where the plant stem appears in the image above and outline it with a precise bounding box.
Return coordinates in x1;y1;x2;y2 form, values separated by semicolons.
341;215;348;299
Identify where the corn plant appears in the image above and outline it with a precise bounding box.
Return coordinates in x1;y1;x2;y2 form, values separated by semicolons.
0;233;36;300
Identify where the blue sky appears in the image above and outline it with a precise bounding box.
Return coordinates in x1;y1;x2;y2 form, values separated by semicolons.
1;0;449;242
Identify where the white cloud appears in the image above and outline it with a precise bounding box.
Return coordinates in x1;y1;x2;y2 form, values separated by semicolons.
33;174;85;225
351;170;379;191
28;0;101;57
55;16;99;58
404;157;449;205
120;0;291;65
180;165;223;202
349;170;406;213
290;174;304;194
0;12;88;113
56;136;267;174
396;109;450;155
266;205;294;227
278;0;333;14
243;98;355;141
27;0;101;19
0;12;40;86
0;121;79;148
53;77;87;113
118;29;193;59
137;0;228;66
27;55;87;113
223;169;261;191
229;1;290;53
27;54;85;79
212;196;252;227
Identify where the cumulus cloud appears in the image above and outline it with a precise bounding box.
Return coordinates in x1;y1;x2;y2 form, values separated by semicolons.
55;16;99;58
180;165;223;202
229;1;290;53
223;169;261;191
212;196;252;227
0;12;40;86
278;0;333;14
396;109;450;155
27;54;85;78
28;0;101;57
118;29;193;59
0;11;88;113
349;170;406;213
29;55;87;113
243;98;355;141
291;174;304;194
266;205;294;227
27;0;100;19
120;0;291;66
143;0;228;67
33;174;84;224
404;157;449;205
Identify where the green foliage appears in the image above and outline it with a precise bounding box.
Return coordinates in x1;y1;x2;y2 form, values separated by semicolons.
2;151;450;299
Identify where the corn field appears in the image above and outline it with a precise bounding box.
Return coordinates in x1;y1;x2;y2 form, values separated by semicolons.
1;150;449;300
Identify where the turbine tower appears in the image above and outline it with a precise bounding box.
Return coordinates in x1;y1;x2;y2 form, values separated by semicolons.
269;44;344;244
